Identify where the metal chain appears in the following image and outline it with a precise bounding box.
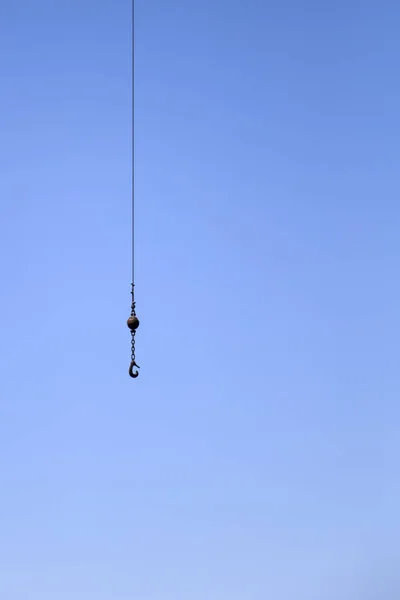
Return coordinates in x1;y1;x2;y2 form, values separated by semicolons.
131;330;136;364
130;288;137;364
128;284;140;378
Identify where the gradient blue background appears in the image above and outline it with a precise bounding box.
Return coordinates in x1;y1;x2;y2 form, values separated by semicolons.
1;1;399;598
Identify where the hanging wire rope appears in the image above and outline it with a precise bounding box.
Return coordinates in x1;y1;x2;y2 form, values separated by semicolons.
127;0;140;378
131;0;135;289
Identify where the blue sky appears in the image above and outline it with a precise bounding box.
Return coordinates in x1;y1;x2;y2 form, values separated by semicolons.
1;1;400;598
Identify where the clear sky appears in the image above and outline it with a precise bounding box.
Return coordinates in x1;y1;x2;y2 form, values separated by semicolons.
1;1;400;598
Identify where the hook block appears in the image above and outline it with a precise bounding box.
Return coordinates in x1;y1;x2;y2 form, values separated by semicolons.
127;315;140;331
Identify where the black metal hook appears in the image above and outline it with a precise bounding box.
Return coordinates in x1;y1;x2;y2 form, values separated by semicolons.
129;360;140;378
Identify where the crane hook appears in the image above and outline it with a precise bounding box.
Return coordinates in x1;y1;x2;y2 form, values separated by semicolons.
129;360;140;378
